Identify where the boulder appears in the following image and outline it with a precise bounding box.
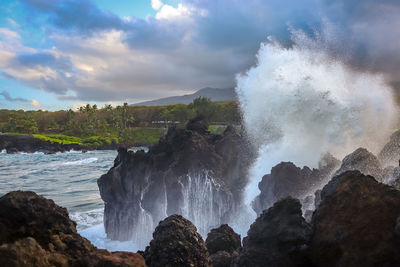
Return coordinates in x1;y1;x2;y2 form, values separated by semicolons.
309;171;400;267
98;116;253;247
206;224;241;267
144;214;211;267
335;148;384;181
252;155;339;215
234;197;312;267
378;130;400;167
0;191;145;267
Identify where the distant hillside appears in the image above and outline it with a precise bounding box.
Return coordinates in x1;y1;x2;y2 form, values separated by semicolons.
131;87;236;106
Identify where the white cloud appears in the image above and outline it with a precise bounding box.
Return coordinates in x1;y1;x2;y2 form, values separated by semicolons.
72;102;86;110
155;4;190;20
151;0;163;10
30;99;42;108
6;18;20;29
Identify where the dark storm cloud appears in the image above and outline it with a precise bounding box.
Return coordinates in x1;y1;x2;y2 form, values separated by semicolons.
13;0;400;101
21;0;126;33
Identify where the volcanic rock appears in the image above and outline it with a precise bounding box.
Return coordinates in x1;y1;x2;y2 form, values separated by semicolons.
144;214;211;267
378;130;400;167
309;171;400;267
252;155;339;215
234;197;312;267
98;116;252;247
334;147;384;181
206;224;241;267
0;191;145;267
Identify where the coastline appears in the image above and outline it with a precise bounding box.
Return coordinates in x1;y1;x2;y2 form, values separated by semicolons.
0;134;152;154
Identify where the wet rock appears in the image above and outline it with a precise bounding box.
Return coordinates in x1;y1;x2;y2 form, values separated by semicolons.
386;166;400;190
335;147;384;181
309;171;400;267
0;191;145;267
378;130;400;167
144;214;211;267
234;197;312;267
206;224;241;267
98;116;253;247
252;155;339;215
396;217;400;237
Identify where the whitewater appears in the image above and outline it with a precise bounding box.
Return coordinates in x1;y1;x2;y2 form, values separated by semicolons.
236;29;399;205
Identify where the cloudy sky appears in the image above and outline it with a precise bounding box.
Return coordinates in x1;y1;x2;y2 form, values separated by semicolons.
0;0;400;110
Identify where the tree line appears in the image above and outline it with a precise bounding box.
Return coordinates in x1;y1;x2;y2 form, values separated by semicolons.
0;98;240;143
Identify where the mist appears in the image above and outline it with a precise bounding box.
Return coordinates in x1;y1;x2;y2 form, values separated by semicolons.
236;28;399;204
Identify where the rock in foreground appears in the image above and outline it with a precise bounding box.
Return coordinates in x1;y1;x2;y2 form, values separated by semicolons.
144;214;211;267
206;224;241;267
0;191;145;267
309;171;400;267
252;155;339;215
234;197;312;267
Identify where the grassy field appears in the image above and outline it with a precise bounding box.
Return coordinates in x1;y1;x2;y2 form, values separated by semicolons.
6;128;167;146
5;125;240;147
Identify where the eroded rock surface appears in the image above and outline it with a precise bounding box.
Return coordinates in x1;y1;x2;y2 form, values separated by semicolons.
206;224;241;267
335;148;384;181
98;116;252;247
234;197;312;267
309;171;400;267
252;154;339;215
0;191;145;267
144;214;211;267
378;130;400;167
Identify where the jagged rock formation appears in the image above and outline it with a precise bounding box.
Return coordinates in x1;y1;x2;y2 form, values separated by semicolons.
0;191;145;267
252;154;339;215
378;130;400;167
206;224;241;267
98;116;252;247
308;171;400;267
334;147;384;181
144;214;211;267
234;197;312;267
0;134;119;154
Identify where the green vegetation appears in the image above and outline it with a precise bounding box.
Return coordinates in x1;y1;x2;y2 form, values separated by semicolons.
33;134;82;145
0;98;241;145
208;125;227;135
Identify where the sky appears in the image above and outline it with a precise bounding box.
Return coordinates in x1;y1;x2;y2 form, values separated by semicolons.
0;0;400;110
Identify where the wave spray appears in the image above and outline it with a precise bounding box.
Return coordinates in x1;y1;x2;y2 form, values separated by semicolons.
236;29;399;205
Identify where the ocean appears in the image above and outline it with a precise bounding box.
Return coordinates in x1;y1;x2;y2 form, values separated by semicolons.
0;149;147;252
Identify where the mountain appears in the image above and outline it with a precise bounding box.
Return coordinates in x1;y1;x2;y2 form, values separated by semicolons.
131;87;236;106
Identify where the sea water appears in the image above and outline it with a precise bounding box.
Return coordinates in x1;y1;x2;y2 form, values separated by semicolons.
0;149;146;252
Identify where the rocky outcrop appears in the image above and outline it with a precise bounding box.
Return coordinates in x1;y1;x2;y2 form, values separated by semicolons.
0;134;120;154
0;191;145;267
308;171;400;267
378;130;400;167
252;154;339;215
144;214;211;267
234;197;312;267
335;148;384;181
206;224;241;267
98;116;252;247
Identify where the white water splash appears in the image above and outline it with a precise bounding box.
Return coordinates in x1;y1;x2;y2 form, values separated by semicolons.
63;157;98;165
236;30;399;205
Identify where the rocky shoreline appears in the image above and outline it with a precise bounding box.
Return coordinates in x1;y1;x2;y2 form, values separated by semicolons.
0;134;151;154
2;117;400;266
1;169;400;266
